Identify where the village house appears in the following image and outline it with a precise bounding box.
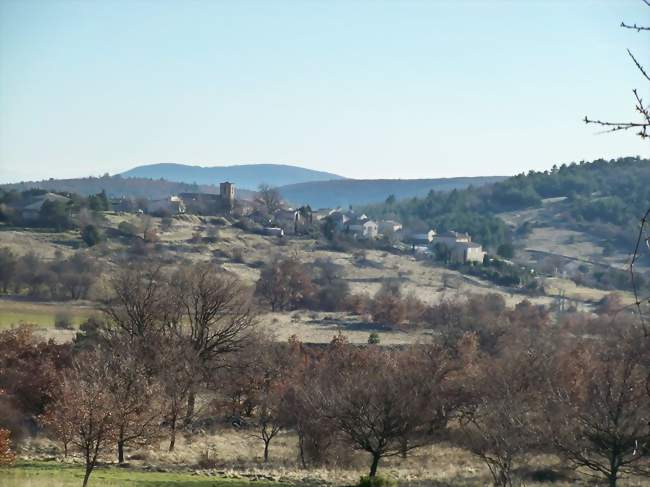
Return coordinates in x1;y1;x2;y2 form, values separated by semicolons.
21;193;71;221
431;230;485;264
450;241;485;264
148;195;186;215
326;210;350;232
408;229;437;245
433;230;470;248
377;220;403;235
261;227;284;237
179;181;236;215
326;208;369;232
312;209;332;221
346;218;378;239
273;209;300;232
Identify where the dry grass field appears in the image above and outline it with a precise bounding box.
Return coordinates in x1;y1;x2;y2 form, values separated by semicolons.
0;213;637;345
498;198;641;272
14;428;650;486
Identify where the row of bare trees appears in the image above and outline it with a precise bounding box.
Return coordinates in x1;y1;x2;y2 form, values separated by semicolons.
0;248;100;300
1;260;649;486
34;262;256;486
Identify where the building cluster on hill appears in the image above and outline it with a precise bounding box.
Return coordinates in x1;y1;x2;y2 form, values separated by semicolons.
19;193;72;221
1;181;484;264
402;228;484;264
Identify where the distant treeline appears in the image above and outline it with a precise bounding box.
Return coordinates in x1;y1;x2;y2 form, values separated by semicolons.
363;157;650;251
0;175;222;199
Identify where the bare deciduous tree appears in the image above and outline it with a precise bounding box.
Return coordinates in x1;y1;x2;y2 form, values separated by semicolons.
171;264;257;423
255;256;315;311
459;346;549;487
44;351;117;487
155;335;201;452
256;184;283;214
102;264;173;338
103;336;164;463
544;335;650;487
309;344;456;477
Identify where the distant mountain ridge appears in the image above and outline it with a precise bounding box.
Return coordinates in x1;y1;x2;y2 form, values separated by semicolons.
278;177;508;208
2;163;506;207
120;163;345;189
0;176;255;201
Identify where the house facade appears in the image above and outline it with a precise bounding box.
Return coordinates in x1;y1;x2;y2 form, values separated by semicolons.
450;241;485;264
409;229;436;245
21;193;71;221
347;219;378;239
378;220;403;235
434;230;470;248
148;196;186;215
179;181;236;215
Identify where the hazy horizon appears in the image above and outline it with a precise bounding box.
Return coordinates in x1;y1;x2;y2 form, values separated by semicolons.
1;0;649;183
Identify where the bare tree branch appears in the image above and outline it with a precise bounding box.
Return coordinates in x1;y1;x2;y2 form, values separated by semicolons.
630;206;650;336
620;21;650;32
627;49;650;82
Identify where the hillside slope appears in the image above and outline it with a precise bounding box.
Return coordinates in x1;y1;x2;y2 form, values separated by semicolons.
364;156;650;253
279;176;507;208
120;163;345;189
0;175;255;200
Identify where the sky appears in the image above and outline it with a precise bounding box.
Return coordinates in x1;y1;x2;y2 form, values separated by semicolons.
0;0;649;183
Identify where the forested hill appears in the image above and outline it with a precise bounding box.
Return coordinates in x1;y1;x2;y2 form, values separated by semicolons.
0;175;253;200
363;157;650;251
278;176;507;208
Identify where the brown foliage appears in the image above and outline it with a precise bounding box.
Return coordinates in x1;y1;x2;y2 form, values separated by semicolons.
0;427;16;465
255;256;316;311
304;342;460;477
458;344;551;486
102;335;165;463
543;333;650;486
0;326;71;440
44;351;119;487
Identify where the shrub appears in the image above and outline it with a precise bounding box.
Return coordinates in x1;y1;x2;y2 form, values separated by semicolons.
496;243;515;259
367;333;380;345
358;475;396;487
204;226;220;243
316;279;350;311
143;227;159;243
81;224;103;247
522;468;572;483
54;312;74;330
196;448;219;469
160;217;173;232
231;248;245;263
118;221;138;237
210;217;229;226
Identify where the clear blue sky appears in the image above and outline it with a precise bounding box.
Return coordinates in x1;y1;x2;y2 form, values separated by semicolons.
1;0;648;183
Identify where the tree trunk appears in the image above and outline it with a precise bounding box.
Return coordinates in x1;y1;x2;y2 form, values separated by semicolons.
185;392;196;425
264;439;270;462
298;432;306;469
117;425;126;463
369;453;381;477
609;454;619;487
118;440;125;463
608;470;618;487
82;466;93;487
169;413;177;452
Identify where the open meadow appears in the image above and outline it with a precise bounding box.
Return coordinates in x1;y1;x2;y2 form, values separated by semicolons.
2;214;634;345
